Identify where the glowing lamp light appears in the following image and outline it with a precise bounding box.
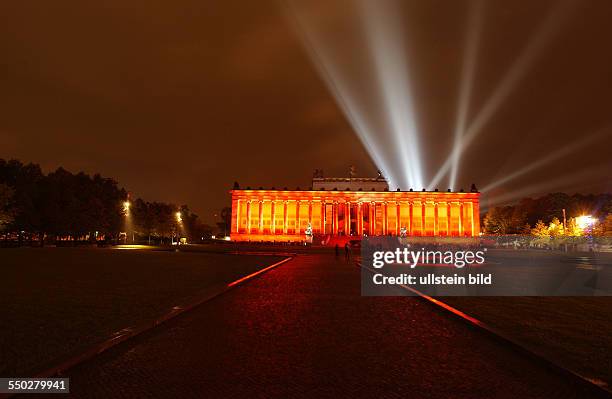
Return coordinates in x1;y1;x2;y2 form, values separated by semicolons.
176;211;183;223
123;201;130;213
576;215;596;230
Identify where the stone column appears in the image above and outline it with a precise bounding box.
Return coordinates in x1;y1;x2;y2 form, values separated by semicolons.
470;202;475;237
321;200;326;234
396;202;400;236
329;200;335;235
270;200;275;235
357;202;362;235
459;202;464;236
409;201;413;236
334;202;340;235
473;199;480;236
434;202;438;236
359;202;363;236
421;201;426;236
246;201;252;234
258;200;264;234
283;201;288;234
447;201;451;236
383;202;388;235
331;202;335;235
370;202;375;235
232;199;240;234
296;200;301;234
366;203;370;235
345;202;351;235
308;201;313;226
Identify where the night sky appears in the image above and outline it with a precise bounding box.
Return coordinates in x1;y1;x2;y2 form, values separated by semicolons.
2;0;611;223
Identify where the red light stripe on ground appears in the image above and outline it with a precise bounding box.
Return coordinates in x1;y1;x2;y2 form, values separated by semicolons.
227;257;292;287
359;262;485;326
25;255;294;390
357;261;612;397
399;284;484;326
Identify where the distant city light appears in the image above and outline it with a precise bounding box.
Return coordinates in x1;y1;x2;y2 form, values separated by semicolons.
576;215;596;230
114;244;152;250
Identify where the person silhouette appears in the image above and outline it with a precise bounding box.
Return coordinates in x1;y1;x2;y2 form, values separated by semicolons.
344;242;351;261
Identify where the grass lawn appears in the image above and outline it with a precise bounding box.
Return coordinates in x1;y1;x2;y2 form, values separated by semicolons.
1;247;285;376
444;297;612;388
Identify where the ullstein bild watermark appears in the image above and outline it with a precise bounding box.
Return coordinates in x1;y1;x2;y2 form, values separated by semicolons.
360;237;612;297
369;247;492;289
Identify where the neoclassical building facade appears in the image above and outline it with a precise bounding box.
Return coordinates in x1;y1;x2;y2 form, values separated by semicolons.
230;177;480;242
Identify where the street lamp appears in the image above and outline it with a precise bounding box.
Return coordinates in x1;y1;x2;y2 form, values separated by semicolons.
122;200;132;244
576;215;596;231
576;215;597;251
172;211;183;245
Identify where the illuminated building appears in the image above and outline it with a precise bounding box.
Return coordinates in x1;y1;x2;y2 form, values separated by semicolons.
230;175;480;242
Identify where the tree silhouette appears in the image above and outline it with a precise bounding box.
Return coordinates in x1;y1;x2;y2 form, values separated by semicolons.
0;183;14;231
0;158;207;245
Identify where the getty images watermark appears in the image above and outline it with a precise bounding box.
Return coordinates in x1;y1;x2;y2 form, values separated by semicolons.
360;236;612;296
371;246;490;287
372;246;487;268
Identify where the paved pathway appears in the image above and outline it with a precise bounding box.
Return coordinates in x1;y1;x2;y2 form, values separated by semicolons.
59;255;594;398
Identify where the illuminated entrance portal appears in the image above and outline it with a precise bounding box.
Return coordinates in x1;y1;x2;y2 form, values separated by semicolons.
230;176;480;242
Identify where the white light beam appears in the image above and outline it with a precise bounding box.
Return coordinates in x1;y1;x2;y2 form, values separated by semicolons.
285;1;400;188
359;0;424;189
429;0;575;189
481;128;609;193
449;0;483;190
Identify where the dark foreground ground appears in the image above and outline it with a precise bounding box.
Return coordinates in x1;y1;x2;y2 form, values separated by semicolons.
54;254;599;398
438;250;612;388
1;248;284;376
446;296;612;388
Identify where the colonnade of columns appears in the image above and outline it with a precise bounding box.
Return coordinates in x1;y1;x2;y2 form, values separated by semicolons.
231;197;480;238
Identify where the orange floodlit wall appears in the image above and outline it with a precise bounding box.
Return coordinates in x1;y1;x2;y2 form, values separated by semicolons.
230;189;480;242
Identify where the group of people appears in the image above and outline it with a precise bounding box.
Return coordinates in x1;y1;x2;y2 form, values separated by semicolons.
335;242;352;260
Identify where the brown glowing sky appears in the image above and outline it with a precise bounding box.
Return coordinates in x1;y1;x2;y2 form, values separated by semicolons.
2;0;611;223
